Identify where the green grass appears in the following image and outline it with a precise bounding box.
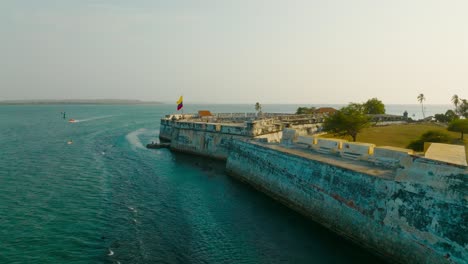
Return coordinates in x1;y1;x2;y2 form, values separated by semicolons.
321;122;468;162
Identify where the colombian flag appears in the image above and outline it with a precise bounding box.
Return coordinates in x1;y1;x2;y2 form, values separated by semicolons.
176;96;183;111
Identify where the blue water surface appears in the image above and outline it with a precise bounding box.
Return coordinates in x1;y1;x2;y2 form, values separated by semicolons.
0;104;402;263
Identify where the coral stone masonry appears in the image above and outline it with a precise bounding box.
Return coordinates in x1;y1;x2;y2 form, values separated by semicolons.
158;112;467;263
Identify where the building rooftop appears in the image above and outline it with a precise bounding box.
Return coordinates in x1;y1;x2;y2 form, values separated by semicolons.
314;107;337;114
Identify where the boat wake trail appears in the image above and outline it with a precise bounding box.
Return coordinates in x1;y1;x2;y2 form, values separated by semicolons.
72;115;114;123
126;128;147;149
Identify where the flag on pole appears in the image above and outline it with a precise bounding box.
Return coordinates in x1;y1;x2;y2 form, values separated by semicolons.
176;96;183;111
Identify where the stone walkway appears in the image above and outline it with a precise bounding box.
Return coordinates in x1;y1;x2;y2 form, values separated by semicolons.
254;141;395;179
424;143;467;166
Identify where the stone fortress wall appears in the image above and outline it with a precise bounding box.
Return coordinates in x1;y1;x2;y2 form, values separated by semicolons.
157;112;467;263
159;113;323;159
226;139;467;264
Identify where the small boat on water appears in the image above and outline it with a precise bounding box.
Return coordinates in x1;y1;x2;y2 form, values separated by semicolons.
146;142;170;149
69;119;77;123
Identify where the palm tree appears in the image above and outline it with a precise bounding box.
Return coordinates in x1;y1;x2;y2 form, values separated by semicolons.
255;102;262;113
452;94;460;116
452;94;460;108
417;93;425;119
255;102;262;118
460;99;468;118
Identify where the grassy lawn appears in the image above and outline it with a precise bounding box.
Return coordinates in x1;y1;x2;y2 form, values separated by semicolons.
321;122;468;162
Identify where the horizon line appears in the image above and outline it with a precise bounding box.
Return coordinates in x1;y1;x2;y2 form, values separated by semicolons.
0;99;454;106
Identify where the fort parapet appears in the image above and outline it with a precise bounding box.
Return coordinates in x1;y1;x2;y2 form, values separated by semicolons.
159;113;323;159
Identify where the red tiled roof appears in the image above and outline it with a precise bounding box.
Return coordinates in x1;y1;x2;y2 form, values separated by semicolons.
314;107;337;114
198;110;213;117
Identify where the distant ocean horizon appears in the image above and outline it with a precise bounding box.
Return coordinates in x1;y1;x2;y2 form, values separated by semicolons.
0;102;453;120
0;102;453;121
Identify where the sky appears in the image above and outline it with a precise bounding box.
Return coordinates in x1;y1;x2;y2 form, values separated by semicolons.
0;0;467;104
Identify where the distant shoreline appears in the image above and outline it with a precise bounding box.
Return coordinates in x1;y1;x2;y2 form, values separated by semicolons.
0;99;163;105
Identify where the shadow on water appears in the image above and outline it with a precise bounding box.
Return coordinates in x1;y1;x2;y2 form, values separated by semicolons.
171;152;227;175
171;152;388;264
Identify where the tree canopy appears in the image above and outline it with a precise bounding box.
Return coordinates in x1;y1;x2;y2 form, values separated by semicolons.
362;98;385;114
295;106;316;115
451;94;468;118
407;130;451;151
448;119;468;140
457;99;468;118
452;94;460;108
434;110;458;123
322;104;370;142
255;102;262;112
294;97;385;117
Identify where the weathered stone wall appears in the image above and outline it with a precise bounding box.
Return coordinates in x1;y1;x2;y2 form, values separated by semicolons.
159;113;324;142
159;115;319;158
170;128;246;159
164;120;283;159
226;140;467;264
169;128;284;159
159;120;173;141
289;123;321;135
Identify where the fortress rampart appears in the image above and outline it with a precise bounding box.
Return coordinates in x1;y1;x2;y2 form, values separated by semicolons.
226;140;467;264
157;113;467;263
159;113;323;159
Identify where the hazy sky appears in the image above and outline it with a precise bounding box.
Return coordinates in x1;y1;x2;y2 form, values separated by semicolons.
1;0;467;104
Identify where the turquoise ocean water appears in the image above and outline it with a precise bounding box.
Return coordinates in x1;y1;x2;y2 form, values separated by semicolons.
0;104;450;263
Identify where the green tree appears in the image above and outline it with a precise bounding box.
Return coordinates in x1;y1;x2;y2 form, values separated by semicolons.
255;102;262;113
417;93;426;119
434;113;447;123
452;94;460;109
295;106;316;115
448;119;468;140
407;130;451;151
445;110;458;123
457;99;468;118
434;110;458;123
363;98;385;114
322;104;370;142
451;94;468;118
